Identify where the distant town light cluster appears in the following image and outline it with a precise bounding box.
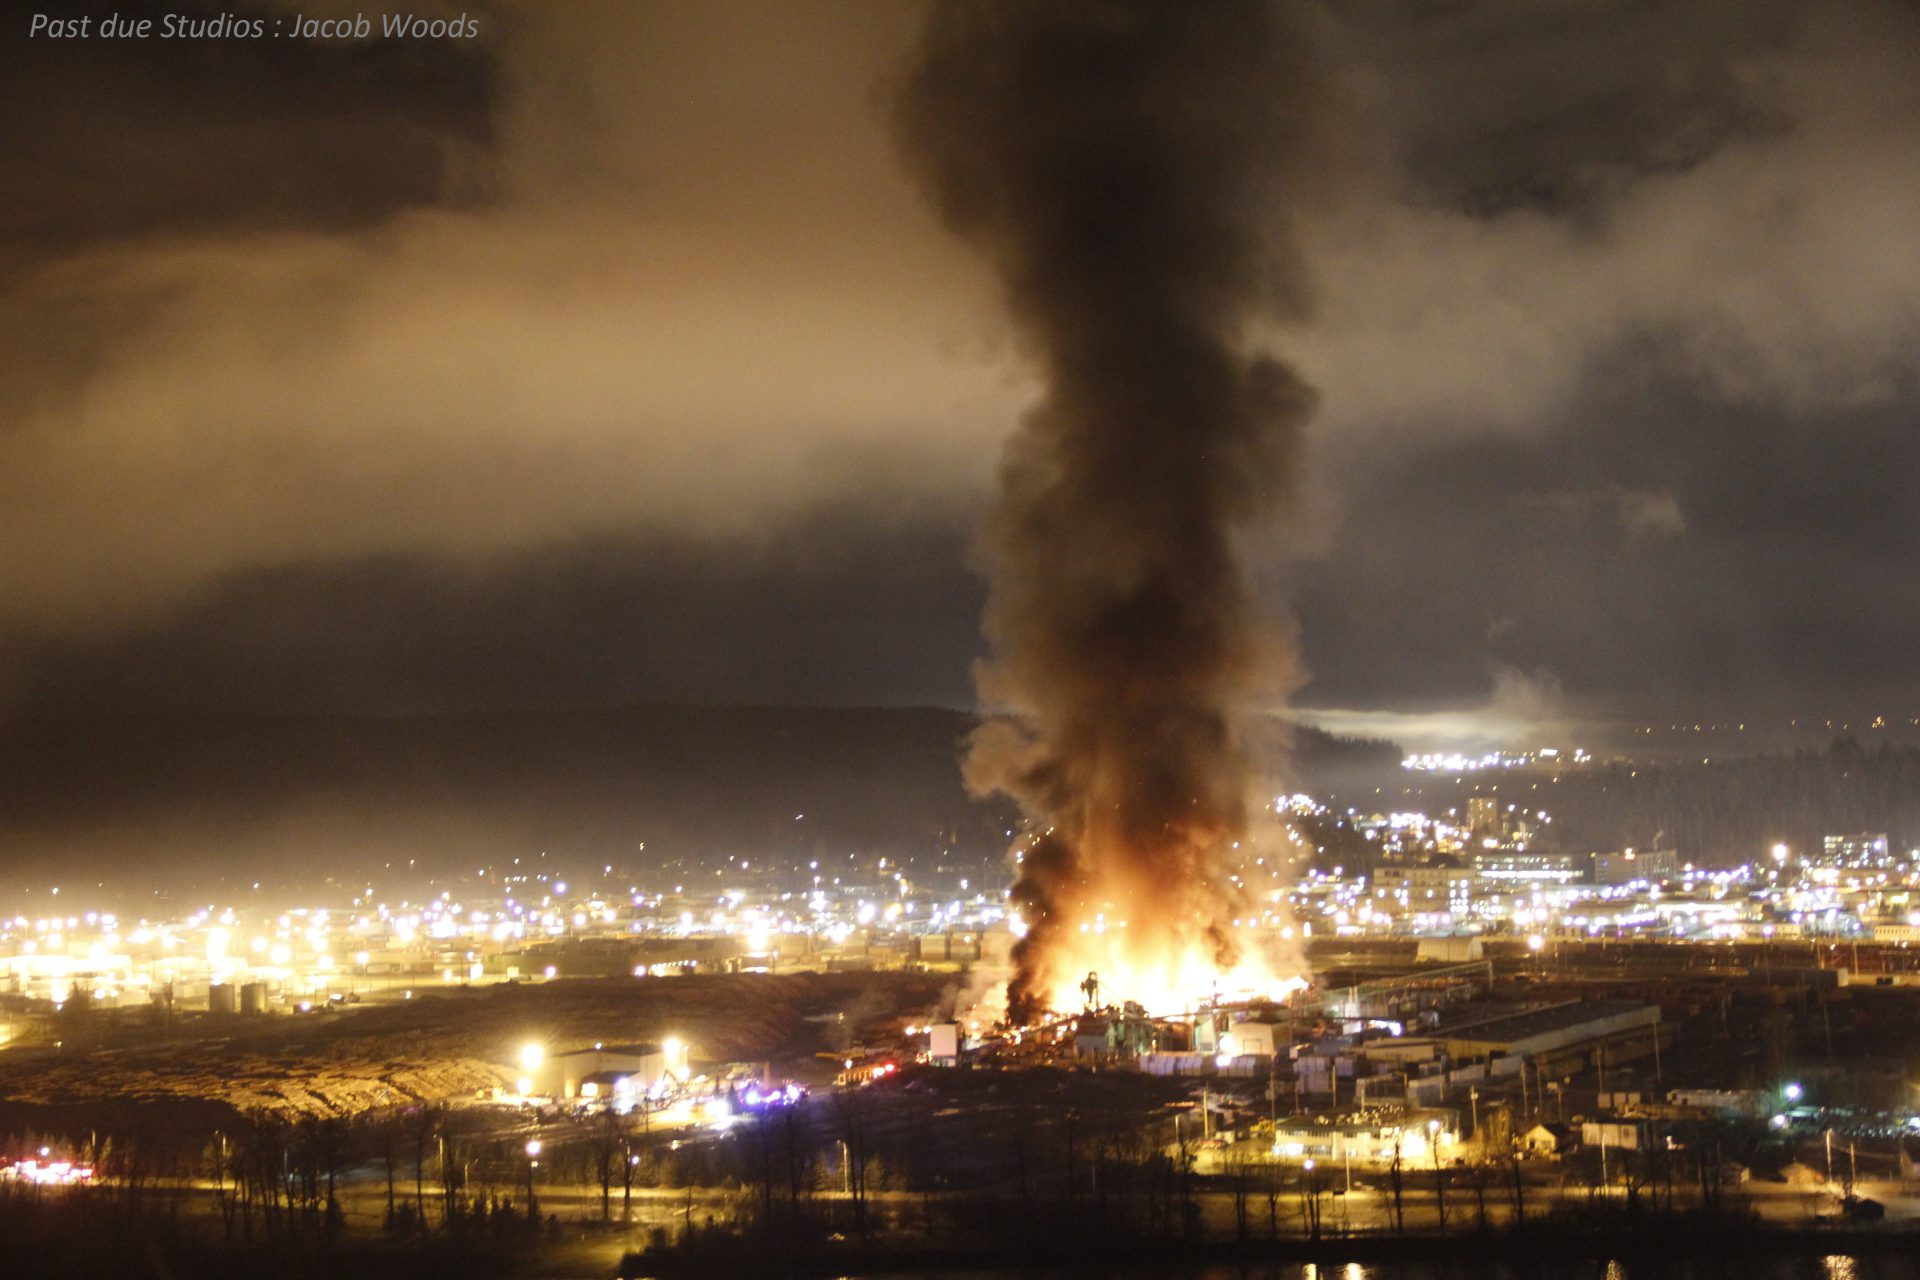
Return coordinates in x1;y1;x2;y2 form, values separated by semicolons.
0;795;1914;1032
1401;747;1592;773
0;847;1019;1020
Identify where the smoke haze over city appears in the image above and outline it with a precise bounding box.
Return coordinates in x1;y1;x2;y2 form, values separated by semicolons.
10;9;1920;1279
5;0;1920;752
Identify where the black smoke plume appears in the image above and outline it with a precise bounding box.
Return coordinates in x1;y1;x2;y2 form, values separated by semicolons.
896;1;1323;1020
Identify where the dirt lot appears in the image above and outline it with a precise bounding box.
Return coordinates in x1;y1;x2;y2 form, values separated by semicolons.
0;970;948;1119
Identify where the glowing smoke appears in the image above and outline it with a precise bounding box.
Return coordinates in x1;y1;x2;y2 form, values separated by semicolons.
896;1;1322;1020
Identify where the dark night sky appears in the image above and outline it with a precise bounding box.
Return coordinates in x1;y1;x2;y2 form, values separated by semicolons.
6;0;1920;750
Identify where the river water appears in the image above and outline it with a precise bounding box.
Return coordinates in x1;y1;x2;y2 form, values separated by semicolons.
862;1259;1910;1280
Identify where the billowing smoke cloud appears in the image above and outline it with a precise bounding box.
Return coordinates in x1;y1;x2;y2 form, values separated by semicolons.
896;1;1322;1020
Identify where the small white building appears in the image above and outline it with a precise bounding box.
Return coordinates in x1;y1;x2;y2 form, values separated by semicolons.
1221;1020;1283;1057
1521;1123;1572;1156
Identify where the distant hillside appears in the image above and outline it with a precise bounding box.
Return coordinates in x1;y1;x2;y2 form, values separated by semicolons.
0;704;1401;896
31;700;1900;890
1390;736;1920;864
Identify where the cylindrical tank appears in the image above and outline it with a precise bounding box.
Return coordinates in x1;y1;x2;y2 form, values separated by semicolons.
240;982;268;1015
209;983;237;1015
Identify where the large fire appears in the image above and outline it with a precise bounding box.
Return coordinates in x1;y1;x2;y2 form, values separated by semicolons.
1026;919;1309;1020
1006;832;1311;1021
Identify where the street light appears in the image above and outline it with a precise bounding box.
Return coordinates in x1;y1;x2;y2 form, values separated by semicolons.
1784;1082;1803;1103
663;1036;687;1082
525;1139;542;1218
519;1043;545;1098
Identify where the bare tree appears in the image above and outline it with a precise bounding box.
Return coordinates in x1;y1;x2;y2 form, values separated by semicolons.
1298;1160;1324;1240
407;1107;438;1228
1388;1138;1406;1234
1227;1152;1251;1240
593;1108;622;1221
1465;1160;1492;1229
619;1132;642;1220
831;1091;871;1232
1504;1144;1527;1222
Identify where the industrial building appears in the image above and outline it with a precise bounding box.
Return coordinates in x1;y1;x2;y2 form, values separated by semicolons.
1470;850;1585;885
1824;832;1893;868
1580;1119;1648;1150
1590;848;1679;885
1436;1000;1659;1059
1270;1111;1461;1166
1371;862;1475;916
517;1040;690;1100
